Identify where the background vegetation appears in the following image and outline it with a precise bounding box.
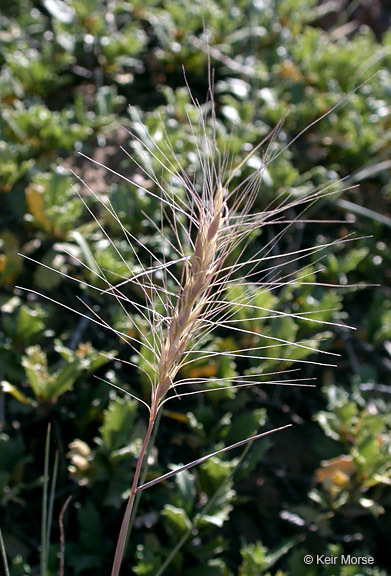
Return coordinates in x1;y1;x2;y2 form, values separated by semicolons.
1;0;390;574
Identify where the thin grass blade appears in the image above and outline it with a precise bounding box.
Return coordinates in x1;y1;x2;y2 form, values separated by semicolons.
136;424;292;493
0;526;10;576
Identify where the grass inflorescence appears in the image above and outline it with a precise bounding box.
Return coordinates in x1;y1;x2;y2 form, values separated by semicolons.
17;67;365;576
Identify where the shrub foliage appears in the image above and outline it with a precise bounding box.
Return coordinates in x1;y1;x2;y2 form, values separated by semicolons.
1;1;390;575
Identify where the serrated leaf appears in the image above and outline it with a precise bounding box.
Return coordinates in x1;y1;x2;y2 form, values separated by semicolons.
21;346;50;399
199;457;233;497
161;504;192;534
3;304;46;344
99;396;138;452
172;468;196;514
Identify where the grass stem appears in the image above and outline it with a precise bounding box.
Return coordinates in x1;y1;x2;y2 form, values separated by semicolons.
59;496;72;576
126;409;163;544
0;526;10;576
46;450;59;561
110;413;156;576
41;423;51;576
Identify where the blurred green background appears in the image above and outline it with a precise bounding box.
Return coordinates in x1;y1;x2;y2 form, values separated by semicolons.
1;1;391;575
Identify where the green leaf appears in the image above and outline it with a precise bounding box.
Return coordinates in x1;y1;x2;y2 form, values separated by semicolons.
0;381;36;407
358;497;385;516
21;346;50;400
161;504;192;535
171;468;196;514
199;457;233;497
134;535;164;576
225;409;267;444
239;541;268;576
2;304;46;344
99;396;138;452
0;231;23;287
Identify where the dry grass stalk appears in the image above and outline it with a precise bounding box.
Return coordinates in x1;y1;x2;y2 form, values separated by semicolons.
82;92;353;574
18;71;363;576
